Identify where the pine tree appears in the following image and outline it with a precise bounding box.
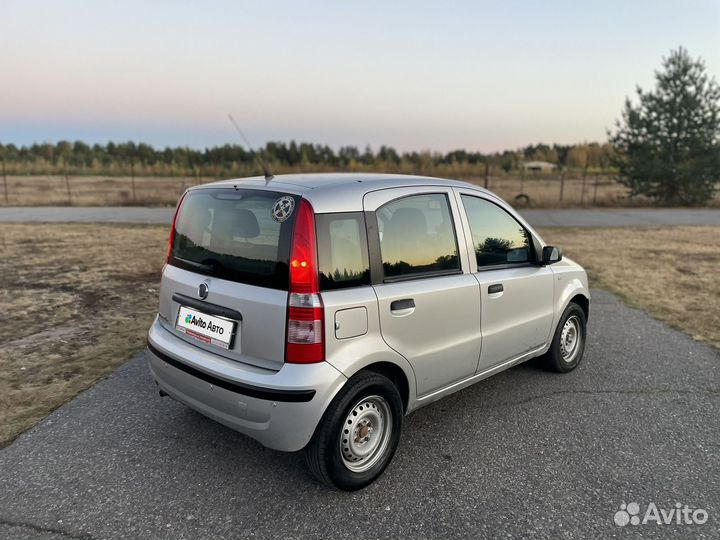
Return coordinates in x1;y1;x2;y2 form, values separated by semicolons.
609;48;720;204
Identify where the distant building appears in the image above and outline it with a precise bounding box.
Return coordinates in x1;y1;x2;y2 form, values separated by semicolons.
522;160;557;171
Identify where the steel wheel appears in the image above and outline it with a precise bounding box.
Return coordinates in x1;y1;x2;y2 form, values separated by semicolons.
304;371;403;490
339;395;393;473
543;302;587;373
560;314;581;363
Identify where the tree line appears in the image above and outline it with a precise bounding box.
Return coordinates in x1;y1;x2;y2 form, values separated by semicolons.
0;139;616;177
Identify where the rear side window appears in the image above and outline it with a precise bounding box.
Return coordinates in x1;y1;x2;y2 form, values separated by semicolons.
316;213;370;290
170;188;297;289
460;195;533;268
376;193;460;279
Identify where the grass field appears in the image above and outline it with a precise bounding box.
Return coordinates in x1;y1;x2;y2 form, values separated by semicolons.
1;175;199;206
1;223;718;447
0;173;639;207
0;223;167;446
540;226;720;349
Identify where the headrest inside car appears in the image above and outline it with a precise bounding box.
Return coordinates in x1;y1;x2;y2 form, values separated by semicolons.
387;207;427;236
213;208;260;239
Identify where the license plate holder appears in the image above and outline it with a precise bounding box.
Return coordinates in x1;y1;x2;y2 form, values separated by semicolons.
175;305;238;350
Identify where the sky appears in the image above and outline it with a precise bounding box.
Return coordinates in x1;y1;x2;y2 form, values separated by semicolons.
1;0;718;153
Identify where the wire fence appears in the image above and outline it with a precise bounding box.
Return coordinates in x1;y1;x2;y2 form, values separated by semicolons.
1;170;718;208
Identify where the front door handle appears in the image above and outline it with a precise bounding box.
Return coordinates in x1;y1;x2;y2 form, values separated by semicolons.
390;298;415;311
488;284;504;294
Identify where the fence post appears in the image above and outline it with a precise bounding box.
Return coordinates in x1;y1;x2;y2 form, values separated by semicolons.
130;161;136;202
484;162;489;189
559;172;565;203
63;159;72;204
2;158;7;204
593;173;599;205
580;167;587;205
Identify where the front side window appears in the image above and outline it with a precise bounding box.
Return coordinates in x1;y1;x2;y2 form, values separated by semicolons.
460;195;533;268
376;193;460;279
316;213;370;290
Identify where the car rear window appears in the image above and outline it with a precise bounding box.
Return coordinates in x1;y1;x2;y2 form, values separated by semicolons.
169;188;297;290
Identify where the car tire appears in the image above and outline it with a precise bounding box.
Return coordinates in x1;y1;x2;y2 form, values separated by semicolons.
544;302;587;373
304;371;403;491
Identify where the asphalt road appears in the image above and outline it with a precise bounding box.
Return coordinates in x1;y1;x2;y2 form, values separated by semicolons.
1;206;720;227
0;288;718;539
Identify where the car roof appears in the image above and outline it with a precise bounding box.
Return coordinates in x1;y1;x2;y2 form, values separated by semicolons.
192;173;496;213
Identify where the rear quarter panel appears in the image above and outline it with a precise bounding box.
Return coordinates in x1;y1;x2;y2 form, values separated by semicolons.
321;286;418;407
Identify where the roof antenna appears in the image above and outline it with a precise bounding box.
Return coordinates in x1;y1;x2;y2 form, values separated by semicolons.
227;114;274;182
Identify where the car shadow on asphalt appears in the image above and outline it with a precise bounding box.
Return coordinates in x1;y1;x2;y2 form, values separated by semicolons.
148;354;569;492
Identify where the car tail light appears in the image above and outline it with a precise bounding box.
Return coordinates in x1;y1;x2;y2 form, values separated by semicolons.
286;198;324;363
166;191;187;263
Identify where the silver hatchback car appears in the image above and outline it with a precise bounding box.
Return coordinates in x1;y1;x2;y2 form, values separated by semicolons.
146;173;589;490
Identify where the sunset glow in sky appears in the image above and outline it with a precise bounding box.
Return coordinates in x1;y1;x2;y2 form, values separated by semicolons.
1;0;718;152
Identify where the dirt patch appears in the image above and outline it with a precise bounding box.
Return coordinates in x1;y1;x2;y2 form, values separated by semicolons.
0;223;166;446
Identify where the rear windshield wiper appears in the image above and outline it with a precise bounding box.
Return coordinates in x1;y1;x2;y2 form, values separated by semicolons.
174;257;216;273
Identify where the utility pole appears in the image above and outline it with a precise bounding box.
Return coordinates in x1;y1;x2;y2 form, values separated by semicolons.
484;162;489;189
559;172;565;203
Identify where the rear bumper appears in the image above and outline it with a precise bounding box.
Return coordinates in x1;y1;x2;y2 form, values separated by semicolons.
146;317;347;452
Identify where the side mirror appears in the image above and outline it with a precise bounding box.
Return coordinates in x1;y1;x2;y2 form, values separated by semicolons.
542;246;562;265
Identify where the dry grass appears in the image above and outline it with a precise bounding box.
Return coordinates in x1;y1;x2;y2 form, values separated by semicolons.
0;223;167;446
0;174;667;208
2;174;719;208
467;175;634;207
0;175;203;206
1;223;717;447
539;226;720;349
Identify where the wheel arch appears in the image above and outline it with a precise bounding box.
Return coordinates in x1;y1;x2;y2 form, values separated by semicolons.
326;345;417;415
360;361;411;413
569;293;589;322
544;272;590;349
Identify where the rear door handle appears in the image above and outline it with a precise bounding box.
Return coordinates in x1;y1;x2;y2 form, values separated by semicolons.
390;298;415;311
488;284;504;294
